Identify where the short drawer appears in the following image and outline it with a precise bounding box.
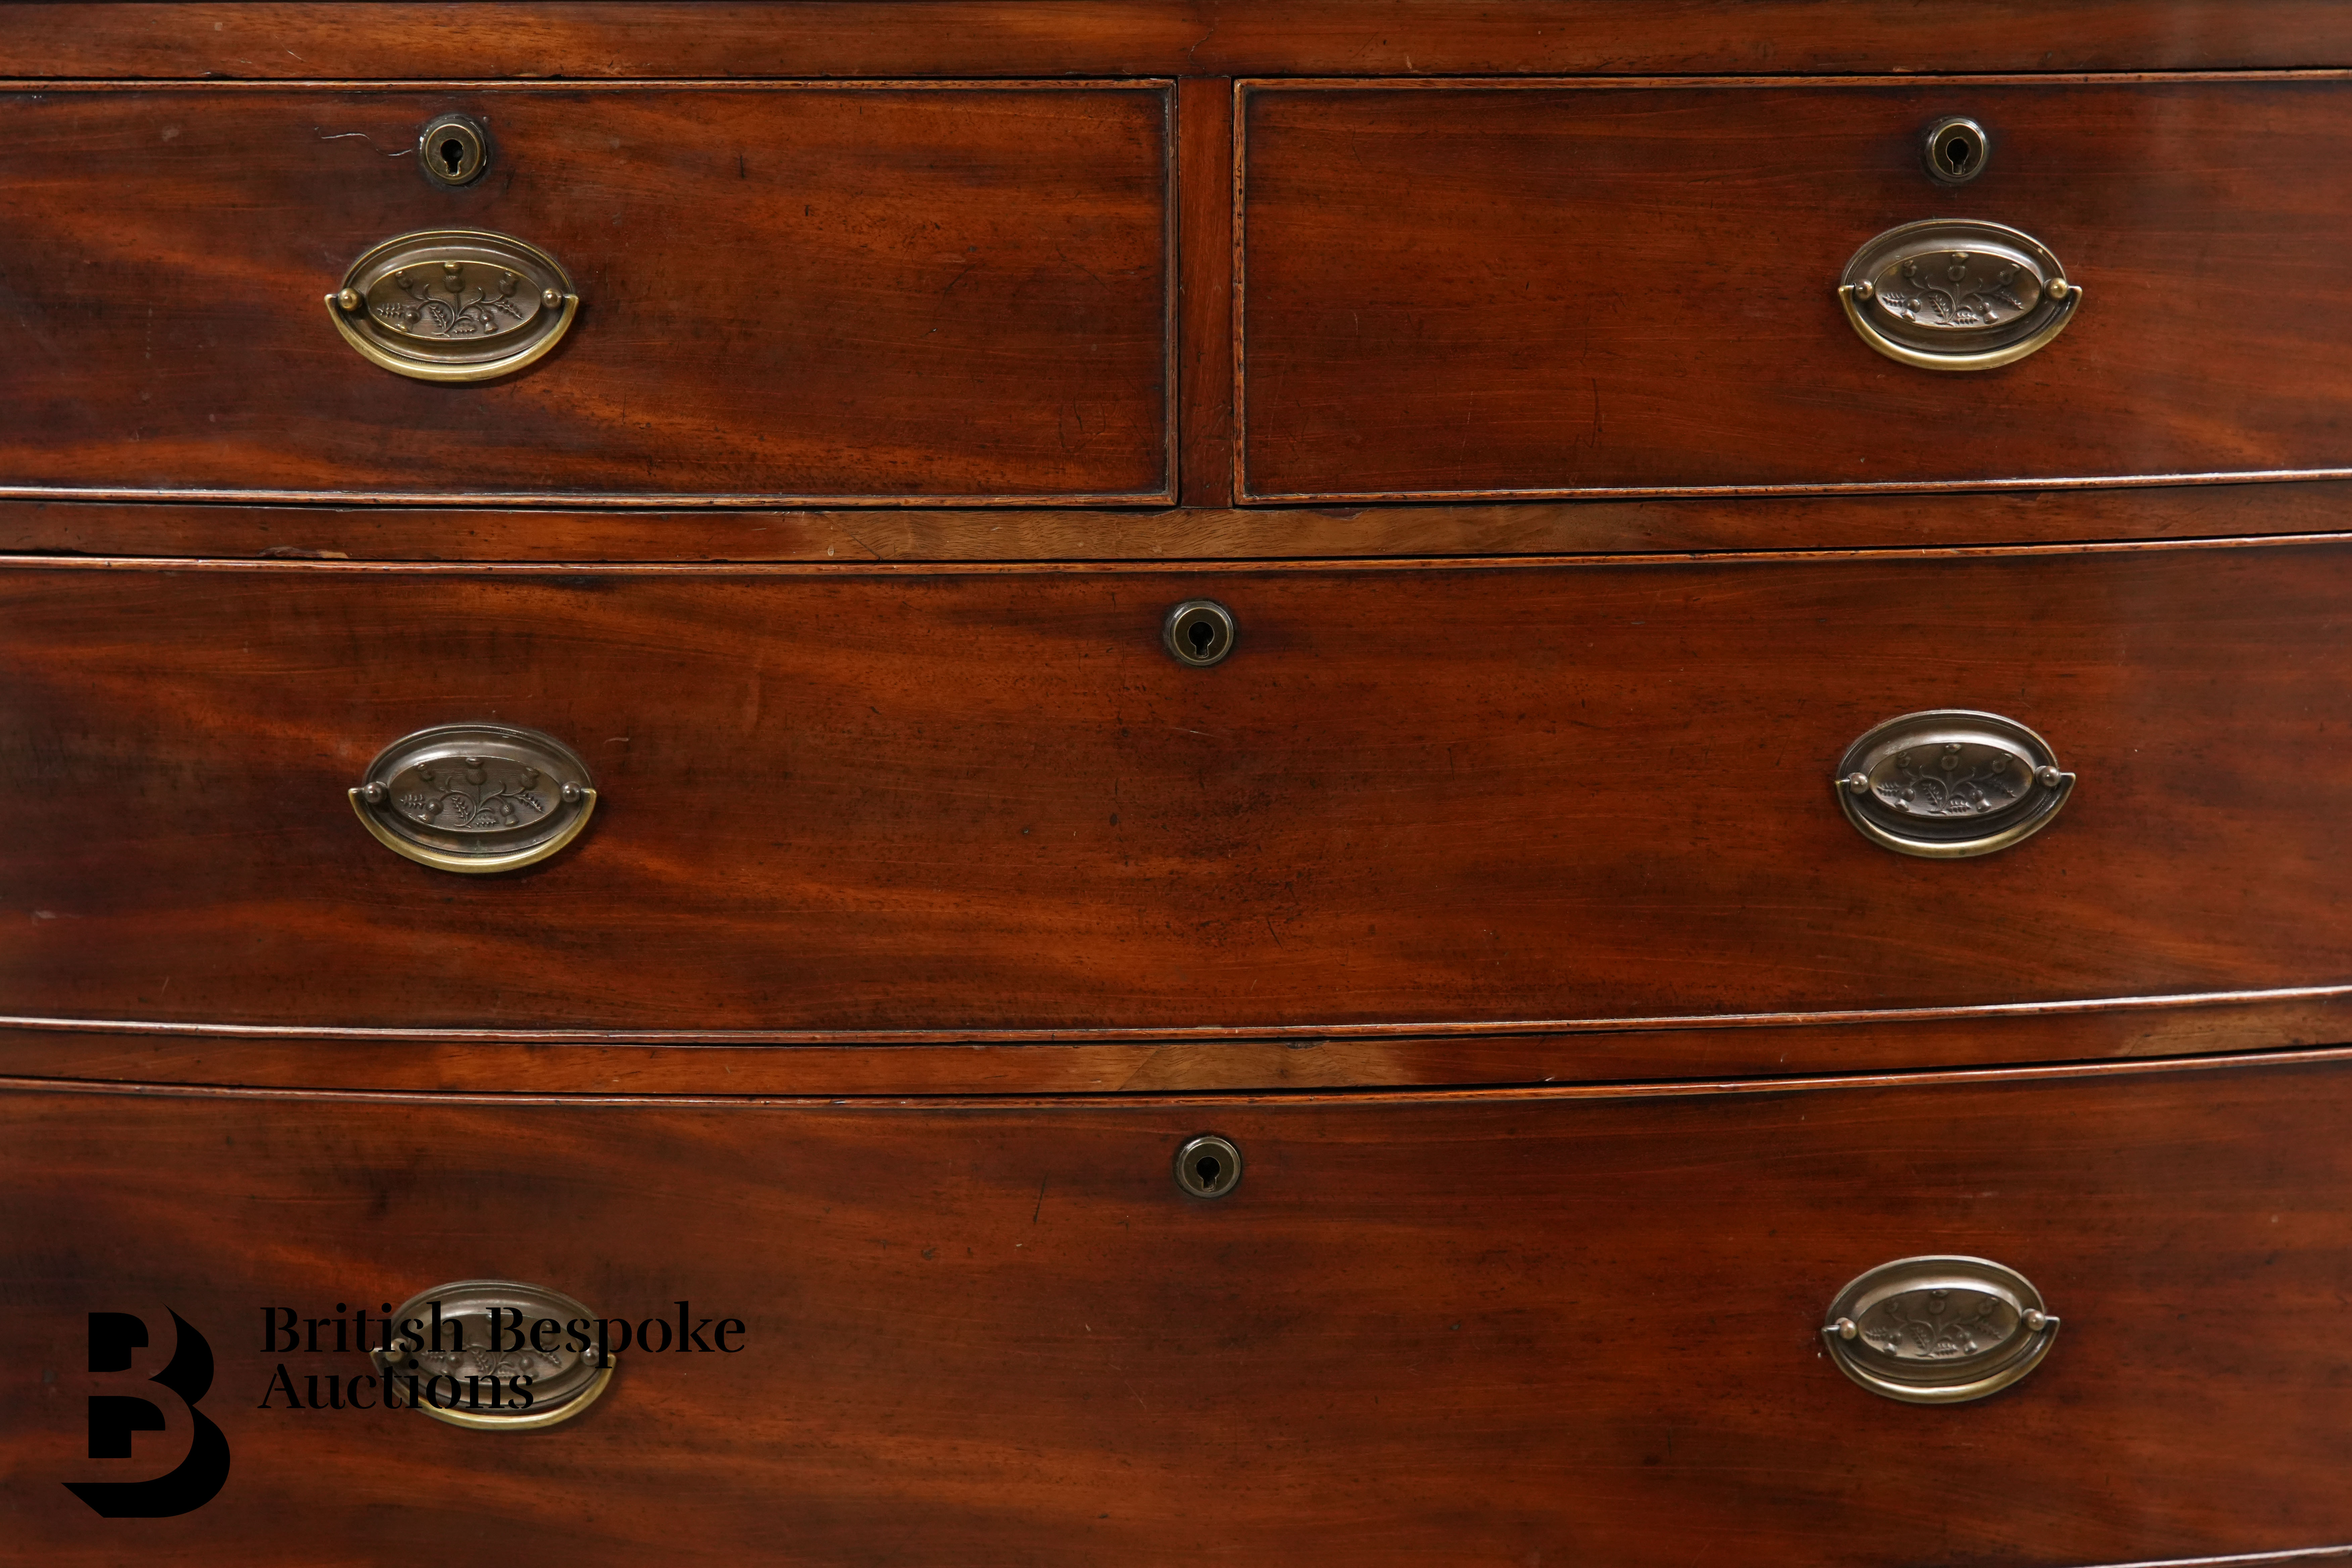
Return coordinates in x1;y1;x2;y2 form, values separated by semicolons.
0;84;1171;504
2;539;2347;1042
5;1056;2349;1564
1239;77;2352;500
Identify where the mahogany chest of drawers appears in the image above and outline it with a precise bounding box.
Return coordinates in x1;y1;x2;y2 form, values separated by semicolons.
6;6;2352;1565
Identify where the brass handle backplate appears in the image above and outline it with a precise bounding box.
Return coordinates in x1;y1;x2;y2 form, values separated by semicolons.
327;228;578;382
350;723;596;874
1824;1256;2059;1405
1834;708;2074;859
1837;218;2079;371
371;1280;615;1430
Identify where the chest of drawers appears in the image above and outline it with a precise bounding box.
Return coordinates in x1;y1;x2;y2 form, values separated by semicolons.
5;6;2351;1565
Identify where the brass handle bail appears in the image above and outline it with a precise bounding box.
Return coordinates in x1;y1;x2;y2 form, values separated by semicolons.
1837;218;2079;371
1832;709;2074;859
328;228;579;383
372;1280;614;1430
1824;1256;2060;1404
350;723;597;874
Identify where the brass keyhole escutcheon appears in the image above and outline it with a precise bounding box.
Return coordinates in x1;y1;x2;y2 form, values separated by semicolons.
1174;1133;1243;1199
420;112;488;187
1163;600;1237;668
1923;116;1989;184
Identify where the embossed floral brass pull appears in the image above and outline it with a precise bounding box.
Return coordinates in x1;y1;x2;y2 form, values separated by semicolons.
1837;218;2079;371
1834;709;2074;859
327;229;578;382
370;1280;615;1430
349;723;597;874
1824;1256;2058;1404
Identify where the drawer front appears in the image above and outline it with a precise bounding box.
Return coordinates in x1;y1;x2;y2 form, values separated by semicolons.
2;541;2347;1037
0;85;1170;503
1239;77;2352;500
5;1059;2350;1564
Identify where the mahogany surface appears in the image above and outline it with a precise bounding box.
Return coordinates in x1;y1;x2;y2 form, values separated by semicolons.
7;482;2352;563
7;1055;2352;1565
6;1;2352;80
6;7;2349;1558
0;85;1172;504
5;991;2351;1095
3;541;2348;1035
1240;78;2352;500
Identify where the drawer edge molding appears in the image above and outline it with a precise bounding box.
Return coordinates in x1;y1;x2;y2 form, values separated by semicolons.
9;1041;2352;1113
5;995;2350;1097
5;984;2347;1048
2076;1549;2352;1568
9;491;2352;563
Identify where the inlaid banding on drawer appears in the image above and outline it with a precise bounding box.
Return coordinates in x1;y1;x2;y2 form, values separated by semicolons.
5;1057;2351;1563
0;82;1173;505
3;540;2348;1034
1237;76;2352;501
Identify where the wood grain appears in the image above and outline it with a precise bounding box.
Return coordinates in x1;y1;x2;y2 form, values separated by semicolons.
4;991;2351;1094
6;482;2352;562
6;1;2352;79
4;541;2349;1035
0;85;1171;503
1240;78;2352;499
1175;77;1235;507
6;1055;2352;1564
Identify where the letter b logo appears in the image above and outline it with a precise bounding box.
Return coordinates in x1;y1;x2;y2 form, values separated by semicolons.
66;1310;231;1517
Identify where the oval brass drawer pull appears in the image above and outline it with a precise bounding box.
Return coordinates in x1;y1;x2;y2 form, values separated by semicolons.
327;228;579;383
1834;708;2074;859
1837;218;2079;371
1824;1256;2058;1405
349;723;597;874
371;1280;615;1430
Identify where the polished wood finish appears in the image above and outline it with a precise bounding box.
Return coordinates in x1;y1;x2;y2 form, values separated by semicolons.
6;991;2350;1095
1239;78;2352;499
5;540;2348;1034
0;85;1171;504
1176;76;1236;508
7;483;2351;562
9;4;2347;1561
8;1053;2352;1565
8;2;2352;80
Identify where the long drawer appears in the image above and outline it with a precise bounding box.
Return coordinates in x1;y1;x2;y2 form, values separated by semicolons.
6;1055;2350;1564
3;540;2347;1040
1239;76;2352;500
0;84;1171;504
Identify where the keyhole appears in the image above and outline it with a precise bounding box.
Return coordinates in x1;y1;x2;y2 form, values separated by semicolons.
1922;118;1988;184
419;114;487;186
1163;600;1237;667
1175;1133;1242;1197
